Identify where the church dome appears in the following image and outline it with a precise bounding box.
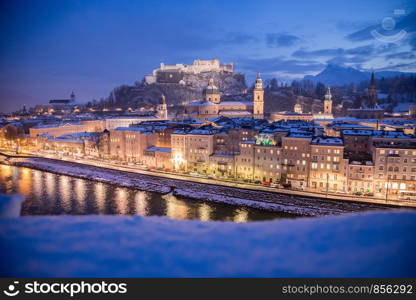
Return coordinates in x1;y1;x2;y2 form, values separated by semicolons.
204;79;219;95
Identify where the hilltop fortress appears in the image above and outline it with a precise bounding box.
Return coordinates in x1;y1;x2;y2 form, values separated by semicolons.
145;59;234;84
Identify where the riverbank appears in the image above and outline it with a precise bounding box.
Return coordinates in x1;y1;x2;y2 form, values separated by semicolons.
1;155;394;216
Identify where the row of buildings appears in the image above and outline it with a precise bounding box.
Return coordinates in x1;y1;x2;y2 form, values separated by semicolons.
2;111;415;200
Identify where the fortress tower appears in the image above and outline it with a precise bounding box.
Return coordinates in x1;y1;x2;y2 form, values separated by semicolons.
253;73;264;119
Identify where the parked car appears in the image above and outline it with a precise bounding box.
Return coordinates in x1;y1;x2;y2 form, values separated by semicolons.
262;182;271;186
335;190;348;194
270;183;278;188
253;180;262;184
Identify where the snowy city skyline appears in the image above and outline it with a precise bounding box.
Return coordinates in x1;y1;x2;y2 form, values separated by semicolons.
1;0;415;113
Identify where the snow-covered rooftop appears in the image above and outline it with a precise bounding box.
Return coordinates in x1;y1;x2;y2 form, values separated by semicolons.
114;127;148;132
145;147;171;153
219;110;251;115
312;137;343;146
49;138;84;144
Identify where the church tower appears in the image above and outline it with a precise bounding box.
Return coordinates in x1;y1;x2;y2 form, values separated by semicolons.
70;91;75;102
367;71;377;107
253;73;264;119
294;103;302;114
204;79;221;104
157;94;168;119
324;87;333;114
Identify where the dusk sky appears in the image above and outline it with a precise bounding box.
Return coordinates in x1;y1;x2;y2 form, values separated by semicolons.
0;0;415;113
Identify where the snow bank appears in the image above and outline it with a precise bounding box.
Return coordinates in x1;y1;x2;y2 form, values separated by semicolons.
7;157;387;216
0;194;24;218
12;158;171;194
173;189;310;216
1;210;415;277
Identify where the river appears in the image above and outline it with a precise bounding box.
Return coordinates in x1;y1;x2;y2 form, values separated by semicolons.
0;165;299;222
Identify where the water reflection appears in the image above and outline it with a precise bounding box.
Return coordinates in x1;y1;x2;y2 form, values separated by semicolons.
234;209;249;223
59;176;71;212
94;182;106;213
33;170;42;199
75;179;86;212
198;203;212;221
135;191;148;216
115;188;129;215
0;165;298;222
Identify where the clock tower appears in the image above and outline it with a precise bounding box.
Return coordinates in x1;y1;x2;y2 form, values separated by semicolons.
253;73;264;119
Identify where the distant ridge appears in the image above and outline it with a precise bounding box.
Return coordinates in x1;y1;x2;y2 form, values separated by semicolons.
303;64;414;85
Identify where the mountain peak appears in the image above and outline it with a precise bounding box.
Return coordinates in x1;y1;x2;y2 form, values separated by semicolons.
304;64;410;86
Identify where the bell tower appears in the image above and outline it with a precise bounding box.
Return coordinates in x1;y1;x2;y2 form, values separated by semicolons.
324;87;332;114
253;73;264;119
70;91;75;102
157;94;168;119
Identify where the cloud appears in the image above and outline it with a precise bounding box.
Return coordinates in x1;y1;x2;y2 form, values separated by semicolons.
377;61;416;72
220;32;258;45
266;33;301;48
292;44;404;68
345;10;416;42
336;20;373;32
293;48;344;58
238;56;324;74
292;45;375;59
385;51;416;60
326;55;368;65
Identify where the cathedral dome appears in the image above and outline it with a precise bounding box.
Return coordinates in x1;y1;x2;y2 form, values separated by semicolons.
204;79;219;95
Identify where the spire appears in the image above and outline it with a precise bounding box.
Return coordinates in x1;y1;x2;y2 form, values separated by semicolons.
161;94;166;105
325;86;332;100
368;71;377;107
324;86;332;114
255;72;263;89
370;71;375;86
70;91;75;101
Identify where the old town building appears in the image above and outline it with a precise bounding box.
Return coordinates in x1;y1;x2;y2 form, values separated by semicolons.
183;73;264;120
309;137;347;192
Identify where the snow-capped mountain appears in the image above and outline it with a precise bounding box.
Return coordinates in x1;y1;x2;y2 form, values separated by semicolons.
304;64;412;86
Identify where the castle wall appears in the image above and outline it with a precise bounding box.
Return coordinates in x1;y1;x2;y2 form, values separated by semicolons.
154;59;234;79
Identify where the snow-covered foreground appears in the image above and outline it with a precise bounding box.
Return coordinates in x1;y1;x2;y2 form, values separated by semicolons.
0;194;415;277
8;157;389;216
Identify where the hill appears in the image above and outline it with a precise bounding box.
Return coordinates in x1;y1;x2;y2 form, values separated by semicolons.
94;72;247;110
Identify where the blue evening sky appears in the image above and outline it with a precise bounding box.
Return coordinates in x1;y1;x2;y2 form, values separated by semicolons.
0;0;415;113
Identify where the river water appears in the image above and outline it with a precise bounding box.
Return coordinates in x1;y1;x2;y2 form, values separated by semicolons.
0;165;298;222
